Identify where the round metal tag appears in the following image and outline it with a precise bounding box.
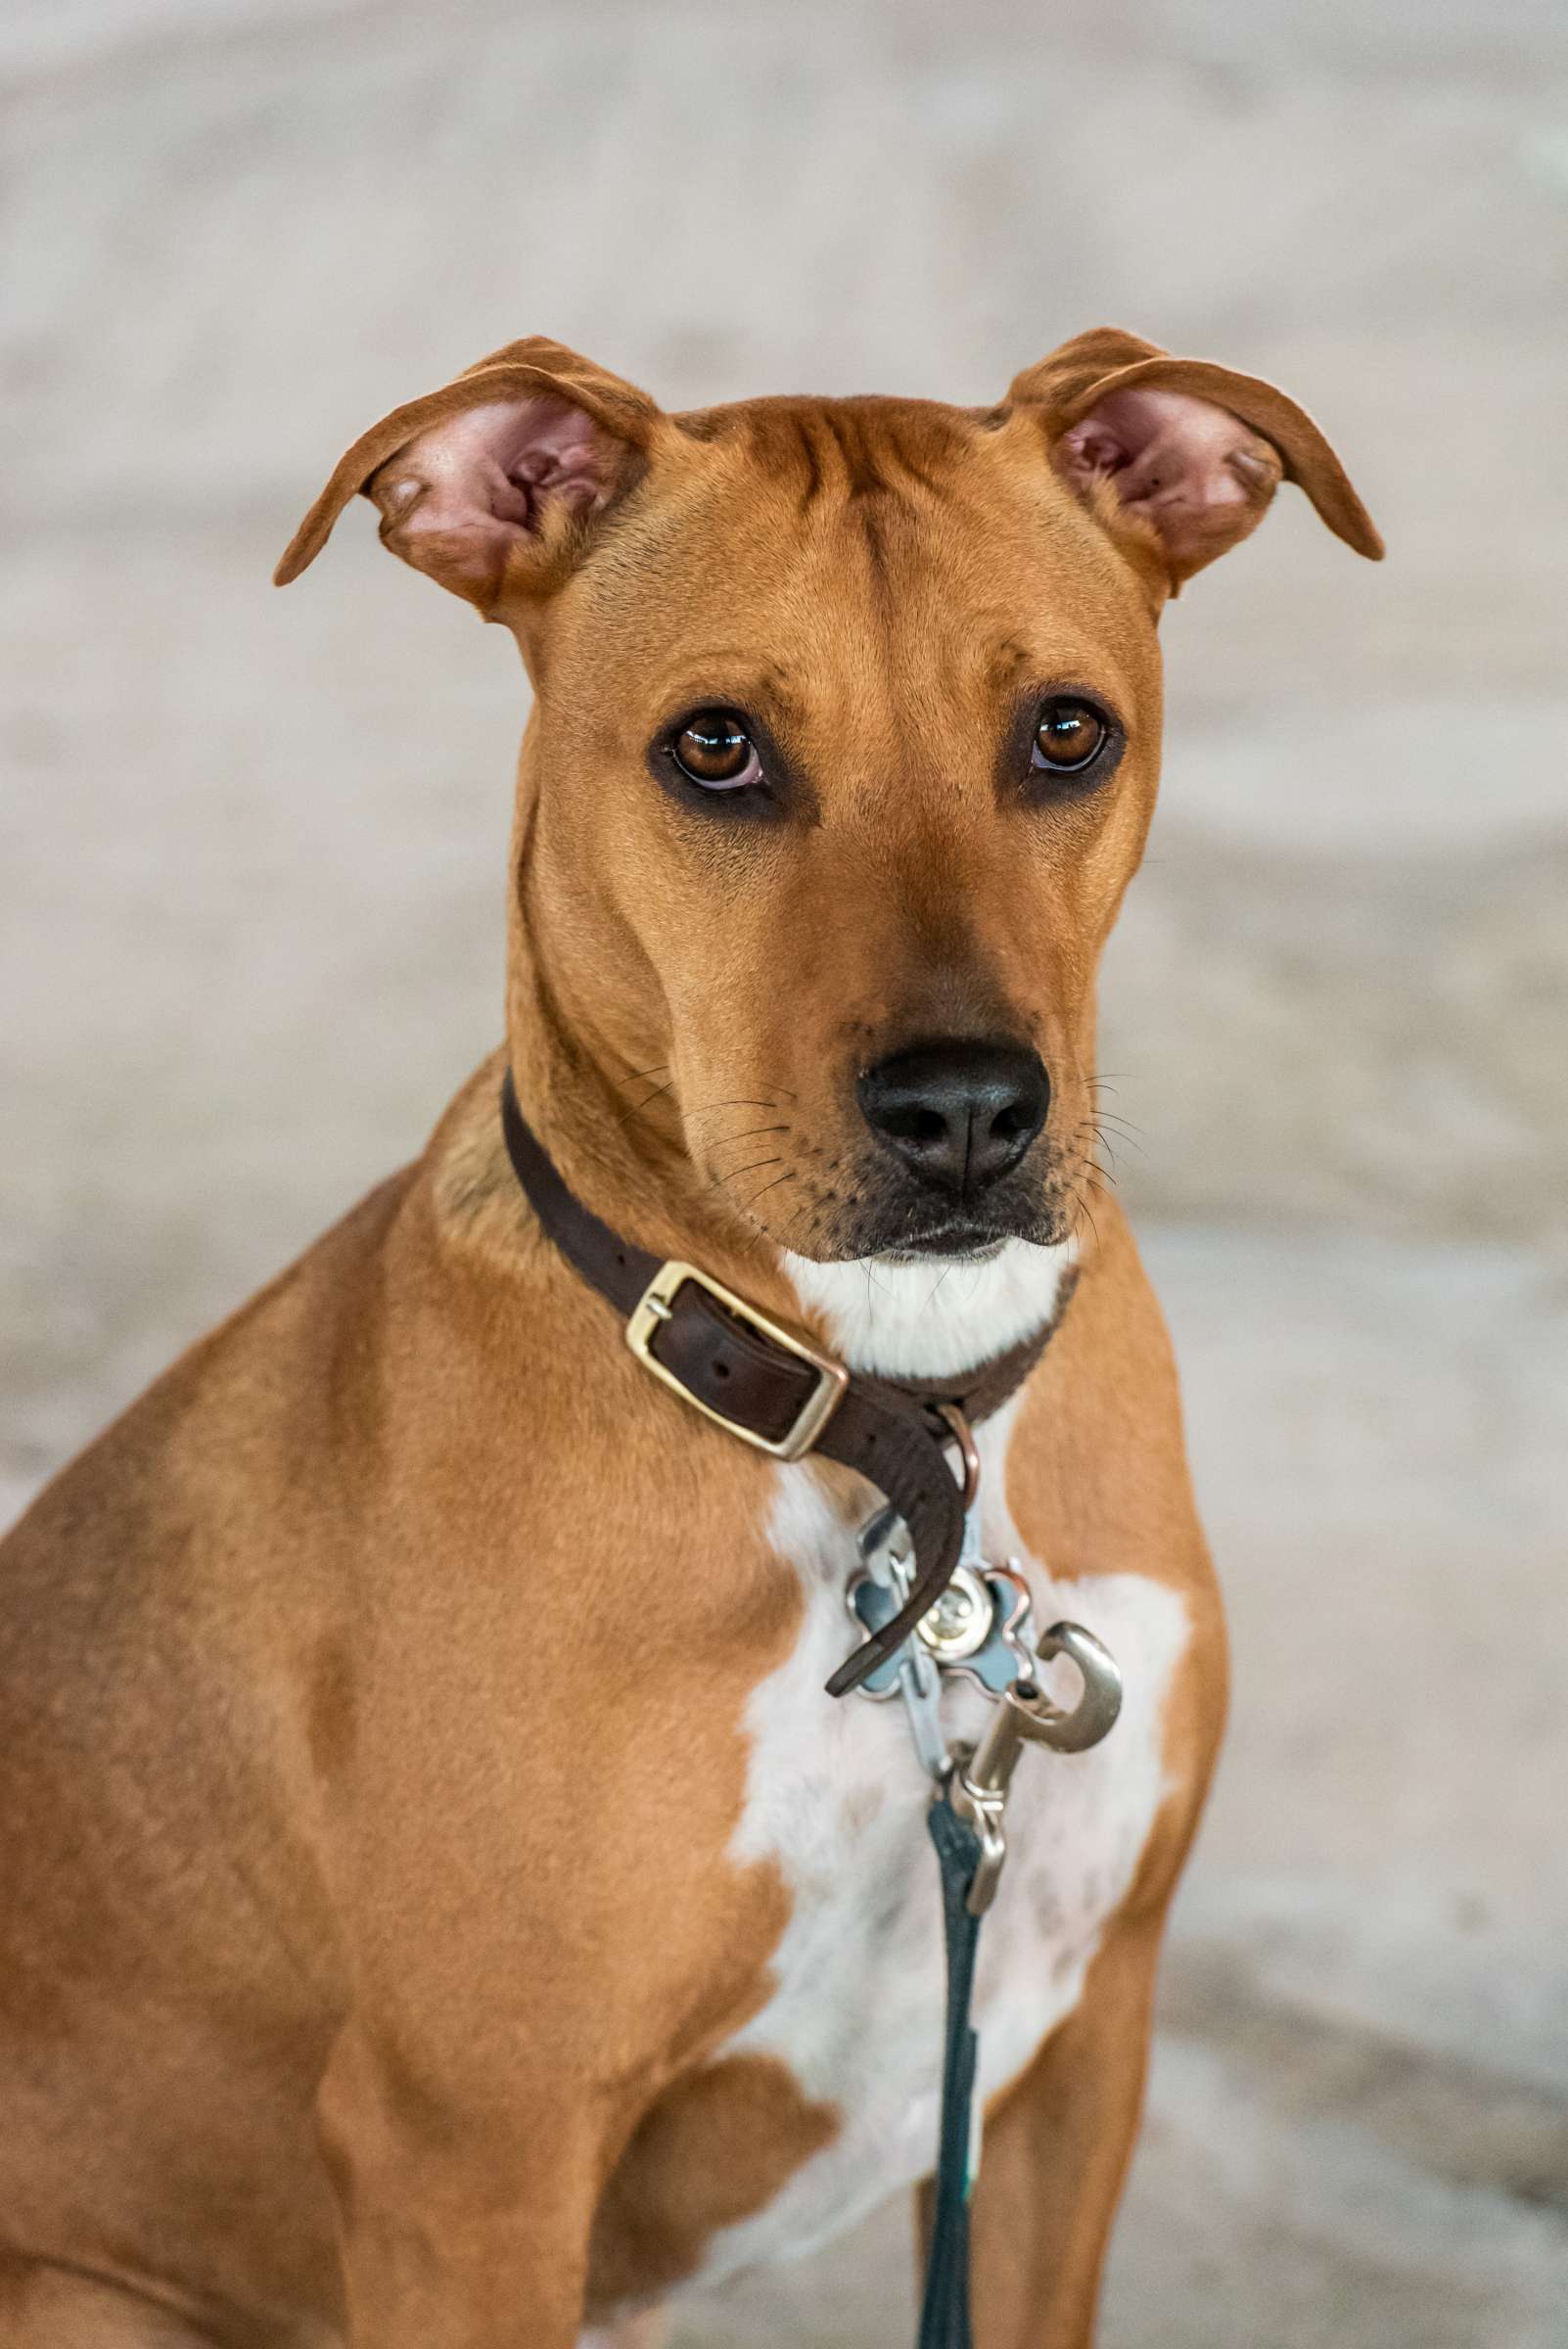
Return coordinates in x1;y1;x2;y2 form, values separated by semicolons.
915;1563;993;1663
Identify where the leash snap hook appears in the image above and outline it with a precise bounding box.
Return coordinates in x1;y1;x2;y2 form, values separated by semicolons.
945;1749;1009;1916
1013;1620;1125;1756
946;1619;1124;1914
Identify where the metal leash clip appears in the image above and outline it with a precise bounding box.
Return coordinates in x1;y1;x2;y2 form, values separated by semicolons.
945;1621;1124;1914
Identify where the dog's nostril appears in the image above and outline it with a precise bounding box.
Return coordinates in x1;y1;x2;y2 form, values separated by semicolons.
882;1104;948;1148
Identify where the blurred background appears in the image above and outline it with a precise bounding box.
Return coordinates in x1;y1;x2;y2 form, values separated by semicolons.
3;2;1566;2341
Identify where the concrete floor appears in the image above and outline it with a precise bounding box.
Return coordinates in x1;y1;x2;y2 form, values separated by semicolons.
3;3;1567;2342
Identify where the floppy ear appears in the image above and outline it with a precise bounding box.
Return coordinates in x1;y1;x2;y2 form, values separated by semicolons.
274;338;660;615
1009;327;1383;594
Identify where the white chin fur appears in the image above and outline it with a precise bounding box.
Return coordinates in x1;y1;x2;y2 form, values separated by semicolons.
781;1235;1076;1379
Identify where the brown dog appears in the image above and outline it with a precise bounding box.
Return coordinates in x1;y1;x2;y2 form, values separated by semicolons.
0;329;1379;2348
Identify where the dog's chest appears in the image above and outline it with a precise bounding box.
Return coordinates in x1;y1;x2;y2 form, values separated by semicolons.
678;1456;1189;2289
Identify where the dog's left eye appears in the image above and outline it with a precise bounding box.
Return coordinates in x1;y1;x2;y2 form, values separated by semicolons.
1032;698;1109;774
669;711;763;791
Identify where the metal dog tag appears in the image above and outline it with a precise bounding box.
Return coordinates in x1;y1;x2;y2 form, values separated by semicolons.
848;1561;1038;1699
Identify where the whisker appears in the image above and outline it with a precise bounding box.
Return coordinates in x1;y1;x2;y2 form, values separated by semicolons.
742;1185;812;1259
1071;1120;1123;1176
923;1264;957;1314
614;1076;678;1130
715;1154;785;1189
707;1124;790;1157
737;1169;796;1223
685;1098;782;1118
619;1090;784;1136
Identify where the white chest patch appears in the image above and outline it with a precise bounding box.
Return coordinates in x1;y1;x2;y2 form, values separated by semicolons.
782;1237;1076;1378
674;1402;1189;2290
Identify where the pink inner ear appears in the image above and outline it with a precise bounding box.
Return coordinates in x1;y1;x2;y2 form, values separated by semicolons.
370;396;609;594
1057;386;1280;572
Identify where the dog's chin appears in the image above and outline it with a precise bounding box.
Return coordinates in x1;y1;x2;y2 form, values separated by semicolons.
881;1227;1009;1265
815;1203;1070;1266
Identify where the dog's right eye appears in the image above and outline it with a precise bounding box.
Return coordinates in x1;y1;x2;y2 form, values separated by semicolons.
669;711;763;791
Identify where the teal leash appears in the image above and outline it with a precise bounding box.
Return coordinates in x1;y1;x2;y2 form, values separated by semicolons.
919;1791;987;2349
846;1431;1127;2349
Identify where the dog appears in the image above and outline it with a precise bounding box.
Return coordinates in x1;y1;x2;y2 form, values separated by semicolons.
0;327;1380;2348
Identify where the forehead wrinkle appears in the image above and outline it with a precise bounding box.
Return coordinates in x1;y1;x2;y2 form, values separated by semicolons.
642;655;810;735
721;394;975;513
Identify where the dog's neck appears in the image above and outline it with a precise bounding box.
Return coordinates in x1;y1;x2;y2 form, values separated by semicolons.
500;905;795;1296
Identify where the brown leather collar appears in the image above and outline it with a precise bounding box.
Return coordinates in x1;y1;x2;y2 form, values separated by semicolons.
499;1072;1074;1696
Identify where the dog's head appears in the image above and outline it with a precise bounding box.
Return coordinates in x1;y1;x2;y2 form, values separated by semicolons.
280;331;1379;1267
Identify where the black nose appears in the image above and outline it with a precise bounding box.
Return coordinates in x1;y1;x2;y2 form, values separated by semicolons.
856;1039;1050;1196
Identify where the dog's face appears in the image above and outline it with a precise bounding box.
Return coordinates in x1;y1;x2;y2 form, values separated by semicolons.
529;398;1165;1265
281;333;1379;1265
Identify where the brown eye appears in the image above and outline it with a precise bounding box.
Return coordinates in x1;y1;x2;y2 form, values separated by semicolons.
1032;698;1108;774
670;710;762;791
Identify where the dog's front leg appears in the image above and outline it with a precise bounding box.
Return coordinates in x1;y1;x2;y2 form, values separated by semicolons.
926;1908;1167;2349
317;2013;601;2349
